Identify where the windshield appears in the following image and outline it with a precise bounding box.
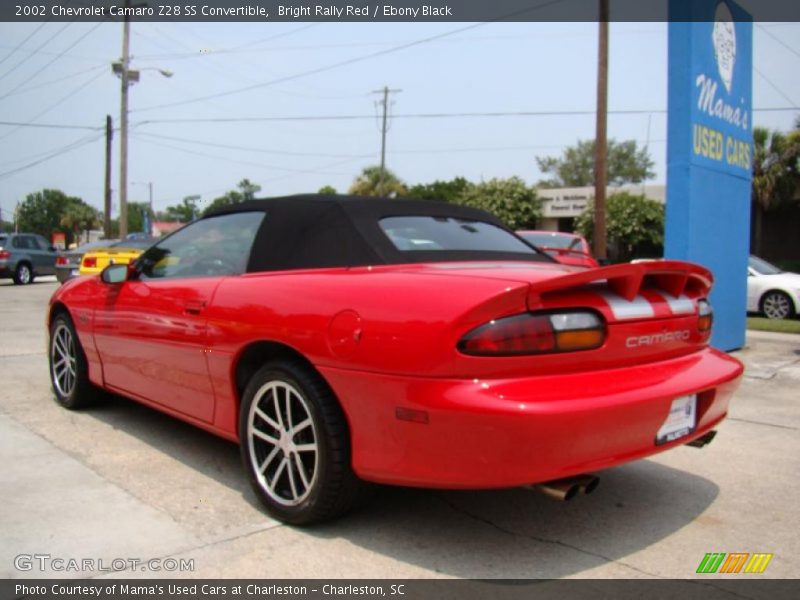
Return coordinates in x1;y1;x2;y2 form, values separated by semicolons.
749;255;782;275
380;216;538;254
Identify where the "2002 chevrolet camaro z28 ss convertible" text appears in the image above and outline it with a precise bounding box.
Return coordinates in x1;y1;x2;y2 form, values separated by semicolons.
48;195;743;524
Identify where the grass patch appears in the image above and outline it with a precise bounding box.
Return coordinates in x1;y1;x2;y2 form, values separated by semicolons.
747;317;800;334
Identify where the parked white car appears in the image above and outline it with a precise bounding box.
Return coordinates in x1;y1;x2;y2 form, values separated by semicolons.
747;256;800;320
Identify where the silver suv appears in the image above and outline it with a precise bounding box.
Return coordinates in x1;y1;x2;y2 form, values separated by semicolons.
0;233;57;285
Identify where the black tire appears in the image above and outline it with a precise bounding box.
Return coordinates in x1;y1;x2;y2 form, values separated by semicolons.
239;360;364;525
13;262;33;285
48;313;103;409
760;290;794;320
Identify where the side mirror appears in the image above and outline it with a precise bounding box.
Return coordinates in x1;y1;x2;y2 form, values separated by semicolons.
101;264;130;284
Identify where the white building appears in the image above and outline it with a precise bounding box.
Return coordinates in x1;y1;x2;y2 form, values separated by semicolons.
536;184;665;232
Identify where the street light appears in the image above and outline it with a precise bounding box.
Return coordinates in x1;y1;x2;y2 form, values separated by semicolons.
112;8;172;239
132;181;154;236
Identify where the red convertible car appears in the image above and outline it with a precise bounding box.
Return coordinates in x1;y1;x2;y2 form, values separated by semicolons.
48;195;743;524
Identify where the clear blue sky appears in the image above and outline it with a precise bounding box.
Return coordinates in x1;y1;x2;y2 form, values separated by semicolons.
0;20;797;218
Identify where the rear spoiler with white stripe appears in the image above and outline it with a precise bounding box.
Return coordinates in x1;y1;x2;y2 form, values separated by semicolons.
527;260;713;308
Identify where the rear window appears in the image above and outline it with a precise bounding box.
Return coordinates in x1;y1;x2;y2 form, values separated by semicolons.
380;216;537;254
0;235;6;249
521;232;581;250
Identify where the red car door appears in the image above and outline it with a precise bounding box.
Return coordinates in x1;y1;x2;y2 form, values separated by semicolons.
92;212;266;423
93;277;220;422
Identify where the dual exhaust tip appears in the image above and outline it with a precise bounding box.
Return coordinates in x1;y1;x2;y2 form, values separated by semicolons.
529;474;600;502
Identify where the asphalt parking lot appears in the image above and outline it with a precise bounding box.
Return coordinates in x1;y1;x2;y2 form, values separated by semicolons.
1;278;798;580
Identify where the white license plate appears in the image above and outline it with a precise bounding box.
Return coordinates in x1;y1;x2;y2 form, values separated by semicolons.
656;395;697;445
70;269;80;277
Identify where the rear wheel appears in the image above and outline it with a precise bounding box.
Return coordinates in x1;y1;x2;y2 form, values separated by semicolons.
49;313;103;408
761;290;794;320
239;360;363;525
13;262;33;285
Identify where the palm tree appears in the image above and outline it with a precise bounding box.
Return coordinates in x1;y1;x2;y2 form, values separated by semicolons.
60;203;100;245
751;127;799;255
348;166;407;197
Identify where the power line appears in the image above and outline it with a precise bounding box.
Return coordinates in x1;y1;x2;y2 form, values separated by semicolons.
119;130;670;159
0;22;105;99
392;139;667;155
0;22;49;68
0;69;106;142
756;23;800;61
202;23;321;53
134;109;668;125
754;67;798;108
0;22;73;84
0;133;103;181
2;106;795;134
0;120;100;131
132;130;365;158
132;134;372;175
133;27;664;61
132;0;570;113
0;131;104;167
0;63;106;100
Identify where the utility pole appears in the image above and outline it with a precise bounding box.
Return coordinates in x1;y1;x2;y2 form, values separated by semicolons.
117;2;132;239
372;86;401;196
104;115;113;239
146;181;153;235
593;0;609;261
112;7;170;239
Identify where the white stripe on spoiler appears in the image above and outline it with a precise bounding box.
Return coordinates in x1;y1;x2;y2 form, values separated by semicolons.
598;291;696;319
598;292;654;320
658;293;695;315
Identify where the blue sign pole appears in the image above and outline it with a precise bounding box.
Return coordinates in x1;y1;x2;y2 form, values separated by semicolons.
666;0;753;351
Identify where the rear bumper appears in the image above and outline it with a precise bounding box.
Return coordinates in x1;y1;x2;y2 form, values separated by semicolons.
320;347;743;488
55;266;79;283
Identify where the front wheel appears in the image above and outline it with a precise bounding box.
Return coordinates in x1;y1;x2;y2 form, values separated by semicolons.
239;361;364;525
761;290;794;320
49;313;102;409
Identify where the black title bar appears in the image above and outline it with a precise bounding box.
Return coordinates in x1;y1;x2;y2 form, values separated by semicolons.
3;0;800;23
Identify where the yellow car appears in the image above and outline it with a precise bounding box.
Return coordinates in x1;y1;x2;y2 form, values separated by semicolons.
79;239;154;276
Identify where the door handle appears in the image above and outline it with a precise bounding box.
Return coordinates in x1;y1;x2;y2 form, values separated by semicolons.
184;301;206;315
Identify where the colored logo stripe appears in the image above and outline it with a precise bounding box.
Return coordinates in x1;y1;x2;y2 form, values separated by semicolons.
744;554;773;574
697;553;726;573
720;553;749;573
696;552;773;574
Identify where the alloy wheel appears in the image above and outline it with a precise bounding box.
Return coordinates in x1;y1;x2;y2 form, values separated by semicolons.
51;322;77;397
763;292;792;320
247;380;319;506
17;264;31;284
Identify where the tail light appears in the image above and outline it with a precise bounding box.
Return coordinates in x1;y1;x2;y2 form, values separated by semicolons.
0;250;9;260
458;310;605;356
82;256;97;269
697;299;713;334
56;256;69;266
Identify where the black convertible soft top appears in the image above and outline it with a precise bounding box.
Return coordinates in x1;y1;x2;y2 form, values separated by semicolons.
205;194;550;272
